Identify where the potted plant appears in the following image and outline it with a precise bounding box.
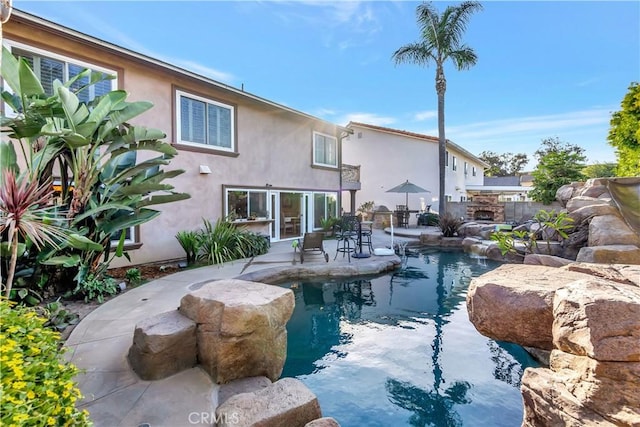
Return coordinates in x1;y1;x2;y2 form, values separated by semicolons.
320;217;338;238
357;201;375;221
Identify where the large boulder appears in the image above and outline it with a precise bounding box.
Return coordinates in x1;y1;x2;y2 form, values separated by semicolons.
215;378;322;427
553;279;640;362
523;254;572;267
566;196;611;213
576;245;640;265
180;280;294;384
561;263;640;286
521;352;640;427
128;310;197;380
568;203;620;226
588;215;640;247
466;265;592;349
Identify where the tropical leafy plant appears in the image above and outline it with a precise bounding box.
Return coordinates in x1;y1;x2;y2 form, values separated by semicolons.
36;298;80;331
491;209;574;257
393;1;483;216
0;46;190;296
608;82;639;177
0;170;68;298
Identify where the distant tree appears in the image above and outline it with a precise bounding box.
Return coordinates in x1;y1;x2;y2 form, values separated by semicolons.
607;82;640;176
479;151;529;176
530;137;586;204
392;1;483;216
582;162;617;179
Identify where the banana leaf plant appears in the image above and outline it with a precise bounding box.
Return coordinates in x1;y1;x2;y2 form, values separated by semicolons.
1;46;190;294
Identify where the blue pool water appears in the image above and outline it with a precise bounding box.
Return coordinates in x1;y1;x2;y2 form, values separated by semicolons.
279;249;538;427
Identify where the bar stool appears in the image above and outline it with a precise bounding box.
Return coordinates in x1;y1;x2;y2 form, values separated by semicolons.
358;221;374;253
335;216;358;262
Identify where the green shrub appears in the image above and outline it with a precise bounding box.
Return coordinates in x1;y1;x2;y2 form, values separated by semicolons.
438;212;463;237
71;274;118;303
197;218;270;265
0;299;92;426
175;230;200;265
124;268;143;286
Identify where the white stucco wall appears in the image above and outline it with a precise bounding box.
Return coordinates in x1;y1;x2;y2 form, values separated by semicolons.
342;124;485;214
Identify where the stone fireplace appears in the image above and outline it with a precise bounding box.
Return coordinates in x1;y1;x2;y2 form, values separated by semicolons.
467;194;505;223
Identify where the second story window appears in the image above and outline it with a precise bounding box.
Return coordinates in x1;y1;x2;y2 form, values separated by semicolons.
7;41;116;104
464;161;468;175
313;131;337;168
452;156;458;171
445;151;449;167
176;90;235;152
472;166;477;177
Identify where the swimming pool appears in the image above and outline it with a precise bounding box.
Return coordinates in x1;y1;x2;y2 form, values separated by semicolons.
279;248;538;427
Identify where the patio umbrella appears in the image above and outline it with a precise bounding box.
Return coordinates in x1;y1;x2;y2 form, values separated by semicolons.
386;179;431;210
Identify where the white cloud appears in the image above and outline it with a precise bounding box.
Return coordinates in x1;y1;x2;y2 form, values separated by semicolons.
339;112;396;126
414;110;437;121
445;109;612;142
40;5;237;85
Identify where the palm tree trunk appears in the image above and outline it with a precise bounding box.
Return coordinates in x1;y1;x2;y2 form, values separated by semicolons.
436;66;447;216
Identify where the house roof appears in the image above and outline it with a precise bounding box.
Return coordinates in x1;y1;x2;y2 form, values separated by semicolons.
484;176;521;186
347;121;489;168
9;9;349;135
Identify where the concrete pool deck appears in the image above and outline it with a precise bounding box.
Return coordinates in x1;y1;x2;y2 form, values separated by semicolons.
66;228;429;426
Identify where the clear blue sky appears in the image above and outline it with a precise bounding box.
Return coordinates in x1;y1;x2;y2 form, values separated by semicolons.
14;1;640;169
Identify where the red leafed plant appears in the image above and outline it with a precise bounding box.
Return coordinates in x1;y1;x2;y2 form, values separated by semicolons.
0;170;68;298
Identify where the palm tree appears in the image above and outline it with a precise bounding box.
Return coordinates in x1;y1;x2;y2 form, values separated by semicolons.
393;1;483;216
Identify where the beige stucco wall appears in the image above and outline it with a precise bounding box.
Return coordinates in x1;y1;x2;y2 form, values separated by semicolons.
342;124;485;214
341;125;438;212
4;15;342;266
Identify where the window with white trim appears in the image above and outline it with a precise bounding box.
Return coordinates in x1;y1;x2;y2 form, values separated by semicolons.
313;131;337;167
464;161;468;176
452;156;458;171
176;90;235;152
445;151;449;167
6;40;116;104
472;166;477;177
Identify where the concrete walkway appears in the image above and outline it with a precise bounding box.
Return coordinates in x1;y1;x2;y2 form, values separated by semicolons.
65;228;426;427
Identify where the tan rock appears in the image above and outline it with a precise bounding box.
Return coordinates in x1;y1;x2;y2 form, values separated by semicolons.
215;378;322;427
561;263;640;286
180;280;294;383
466;265;592;349
588;215;640;246
128;310;197;380
576;245;640;265
553;279;640;362
306;417;341;427
550;350;640;425
523;254;572;267
521;367;618;426
556;184;578;207
566;196;611;213
568;203;620;225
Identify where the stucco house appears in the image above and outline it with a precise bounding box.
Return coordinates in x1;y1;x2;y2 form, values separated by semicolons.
341;122;487;217
3;10;349;265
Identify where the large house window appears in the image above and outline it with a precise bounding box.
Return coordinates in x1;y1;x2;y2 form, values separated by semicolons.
176;90;235;152
5;41;116;105
226;189;269;220
313;131;337;168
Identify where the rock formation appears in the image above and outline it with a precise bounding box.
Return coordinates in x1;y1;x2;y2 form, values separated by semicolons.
467;263;640;426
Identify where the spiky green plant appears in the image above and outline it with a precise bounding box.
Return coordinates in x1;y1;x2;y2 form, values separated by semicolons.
0;170;68;298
